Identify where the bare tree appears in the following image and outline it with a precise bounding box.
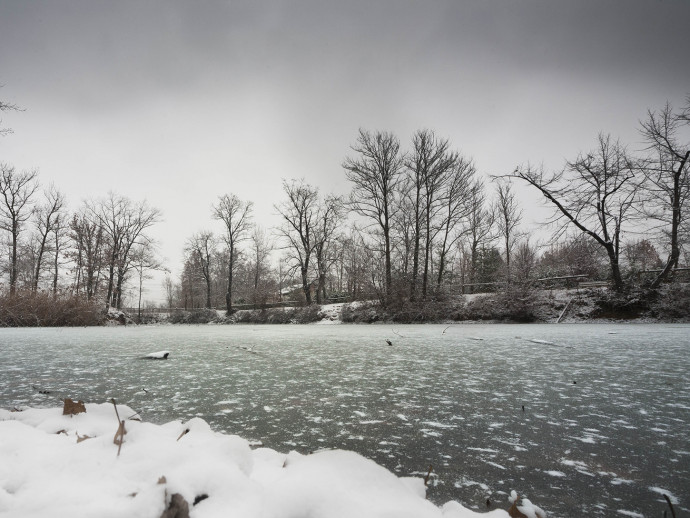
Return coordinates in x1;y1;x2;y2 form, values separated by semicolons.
406;129;458;299
512;239;538;282
69;210;105;300
163;274;175;309
639;100;690;287
185;231;216;309
248;226;274;307
0;165;39;294
275;179;318;305
511;134;637;291
30;185;65;292
343;129;404;303
130;239;165;320
313;195;343;303
436;156;475;288
212;194;253;314
89;192;161;309
492;179;523;272
462;180;495;292
51;213;69;295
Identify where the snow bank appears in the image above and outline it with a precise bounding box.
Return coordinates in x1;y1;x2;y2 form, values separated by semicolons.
0;404;524;518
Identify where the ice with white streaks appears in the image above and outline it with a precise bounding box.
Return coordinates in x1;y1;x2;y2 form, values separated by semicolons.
1;323;689;517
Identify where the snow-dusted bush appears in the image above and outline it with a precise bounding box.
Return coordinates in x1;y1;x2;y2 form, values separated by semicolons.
0;291;103;327
232;305;322;324
167;308;219;324
590;288;649;319
463;285;536;322
341;301;381;323
647;283;690;321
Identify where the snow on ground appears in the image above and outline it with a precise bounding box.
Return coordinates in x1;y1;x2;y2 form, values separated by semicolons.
0;403;539;518
314;303;346;324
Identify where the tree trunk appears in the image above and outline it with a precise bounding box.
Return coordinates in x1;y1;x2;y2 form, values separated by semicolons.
384;223;392;303
226;241;235;314
301;266;312;305
32;233;49;292
10;223;18;295
605;243;625;292
651;150;688;288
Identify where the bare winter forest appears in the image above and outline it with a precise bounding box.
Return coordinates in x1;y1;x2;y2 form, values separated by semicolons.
1;96;689;325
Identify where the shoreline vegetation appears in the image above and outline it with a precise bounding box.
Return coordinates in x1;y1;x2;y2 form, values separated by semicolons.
3;284;688;328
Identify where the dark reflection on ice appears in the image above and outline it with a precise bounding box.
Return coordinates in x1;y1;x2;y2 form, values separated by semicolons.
1;323;689;517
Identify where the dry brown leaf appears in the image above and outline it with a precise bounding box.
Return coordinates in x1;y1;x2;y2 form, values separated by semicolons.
508;496;529;518
113;420;127;444
113;419;127;456
157;476;167;485
62;398;86;416
76;433;91;443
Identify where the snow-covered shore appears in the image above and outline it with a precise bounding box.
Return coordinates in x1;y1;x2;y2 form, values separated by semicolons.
0;403;544;518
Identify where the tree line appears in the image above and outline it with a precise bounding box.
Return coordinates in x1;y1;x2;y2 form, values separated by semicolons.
0;166;162;311
173;97;688;313
2;95;688;318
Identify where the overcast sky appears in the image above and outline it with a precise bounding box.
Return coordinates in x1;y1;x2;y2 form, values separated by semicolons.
1;0;689;304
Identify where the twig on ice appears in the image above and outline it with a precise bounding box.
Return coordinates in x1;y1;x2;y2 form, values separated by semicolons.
423;464;433;486
664;494;677;518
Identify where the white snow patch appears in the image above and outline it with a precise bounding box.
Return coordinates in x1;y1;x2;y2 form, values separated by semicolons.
145;350;170;359
545;470;566;477
649;486;678;504
0;404;517;518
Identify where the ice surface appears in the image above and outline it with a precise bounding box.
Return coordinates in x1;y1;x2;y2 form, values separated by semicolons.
1;323;689;517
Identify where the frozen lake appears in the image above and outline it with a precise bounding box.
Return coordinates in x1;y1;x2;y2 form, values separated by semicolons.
1;323;688;517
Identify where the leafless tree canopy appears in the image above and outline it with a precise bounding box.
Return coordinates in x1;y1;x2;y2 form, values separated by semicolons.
212;193;253;313
492;179;523;270
274;179;319;305
88;192;161;309
510;134;637;291
185;231;216;309
639;100;690;287
343;129;404;301
0;165;39;294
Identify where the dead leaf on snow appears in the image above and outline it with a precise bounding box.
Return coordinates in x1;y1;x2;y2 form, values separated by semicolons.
62;398;86;416
508;495;528;518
